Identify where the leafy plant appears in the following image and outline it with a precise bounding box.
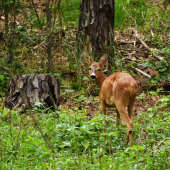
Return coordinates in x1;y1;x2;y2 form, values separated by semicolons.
1;95;170;169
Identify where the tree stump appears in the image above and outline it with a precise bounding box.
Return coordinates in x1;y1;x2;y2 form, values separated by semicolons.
4;74;60;111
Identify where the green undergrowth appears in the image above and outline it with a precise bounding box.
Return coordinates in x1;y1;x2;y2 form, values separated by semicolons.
0;94;169;169
62;0;80;26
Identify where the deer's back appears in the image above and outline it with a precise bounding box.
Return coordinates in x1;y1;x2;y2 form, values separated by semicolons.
99;72;138;107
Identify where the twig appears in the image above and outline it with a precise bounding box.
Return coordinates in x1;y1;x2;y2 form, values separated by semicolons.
122;4;137;28
152;0;165;7
122;3;163;61
142;12;154;37
133;67;151;78
132;29;163;61
154;137;170;152
31;0;40;24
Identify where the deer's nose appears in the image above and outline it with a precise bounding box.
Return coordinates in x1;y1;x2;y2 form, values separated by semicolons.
91;74;96;79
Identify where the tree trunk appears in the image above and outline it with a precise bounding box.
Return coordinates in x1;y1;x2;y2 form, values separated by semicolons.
5;74;60;111
77;0;115;69
4;0;9;34
4;0;14;64
45;0;52;72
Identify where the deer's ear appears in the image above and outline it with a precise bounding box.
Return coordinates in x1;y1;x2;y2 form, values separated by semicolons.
99;54;108;67
89;56;94;64
83;52;94;65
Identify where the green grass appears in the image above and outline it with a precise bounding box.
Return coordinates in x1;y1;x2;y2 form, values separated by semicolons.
0;94;170;169
114;0;147;29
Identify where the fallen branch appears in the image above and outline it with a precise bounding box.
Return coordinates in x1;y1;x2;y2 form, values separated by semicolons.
154;137;170;153
122;4;163;61
132;29;163;61
134;67;151;78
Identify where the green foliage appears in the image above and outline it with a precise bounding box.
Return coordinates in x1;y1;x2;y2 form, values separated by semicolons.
0;57;24;98
0;94;170;169
0;73;8;97
115;0;148;29
62;0;80;25
71;82;82;90
0;58;10;97
139;52;170;84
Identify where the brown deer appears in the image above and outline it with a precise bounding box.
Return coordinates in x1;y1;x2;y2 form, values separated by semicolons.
88;54;138;147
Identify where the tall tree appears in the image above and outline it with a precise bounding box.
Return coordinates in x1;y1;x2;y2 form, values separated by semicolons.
45;0;52;72
4;0;15;64
4;0;9;34
77;0;115;69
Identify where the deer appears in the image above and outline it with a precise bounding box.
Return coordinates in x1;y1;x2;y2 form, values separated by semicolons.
88;54;138;147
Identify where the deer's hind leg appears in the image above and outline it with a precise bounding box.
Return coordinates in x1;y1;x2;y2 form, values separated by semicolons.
116;101;133;147
116;109;120;126
101;100;106;115
126;98;135;146
128;96;136;119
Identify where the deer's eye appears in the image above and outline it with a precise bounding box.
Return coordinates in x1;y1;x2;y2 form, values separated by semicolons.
89;68;91;70
98;69;100;71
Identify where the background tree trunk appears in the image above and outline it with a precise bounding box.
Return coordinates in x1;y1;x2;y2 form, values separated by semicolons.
45;0;52;72
77;0;115;69
4;0;14;64
5;74;60;111
4;0;9;34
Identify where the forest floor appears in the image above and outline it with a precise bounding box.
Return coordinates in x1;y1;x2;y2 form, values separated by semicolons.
55;28;170;120
1;27;169;117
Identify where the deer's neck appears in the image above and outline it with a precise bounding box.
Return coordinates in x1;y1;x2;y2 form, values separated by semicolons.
95;73;106;89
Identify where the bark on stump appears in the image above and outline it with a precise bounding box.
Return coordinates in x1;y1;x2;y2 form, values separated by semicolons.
4;74;60;111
